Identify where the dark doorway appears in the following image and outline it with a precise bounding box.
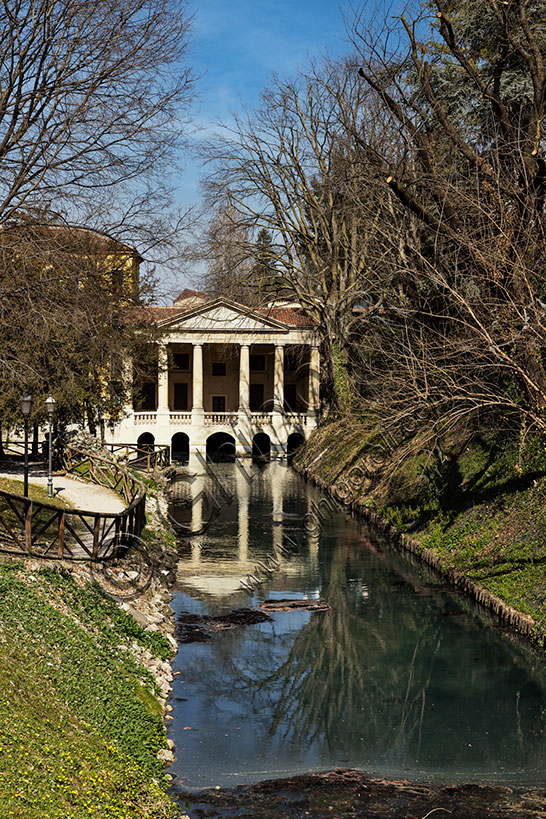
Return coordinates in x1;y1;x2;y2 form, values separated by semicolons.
252;433;270;461
250;384;265;411
287;432;305;458
171;432;190;463
137;432;155;451
206;432;235;463
173;383;189;410
212;395;226;412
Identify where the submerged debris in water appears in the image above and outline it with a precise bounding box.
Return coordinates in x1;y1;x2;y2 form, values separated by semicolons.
259;598;331;612
176;607;270;643
173;768;546;818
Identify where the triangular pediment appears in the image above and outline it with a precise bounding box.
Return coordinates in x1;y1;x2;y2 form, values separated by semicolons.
156;298;290;333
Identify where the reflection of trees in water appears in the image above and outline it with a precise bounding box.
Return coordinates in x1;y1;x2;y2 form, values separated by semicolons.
263;538;443;761
180;528;546;773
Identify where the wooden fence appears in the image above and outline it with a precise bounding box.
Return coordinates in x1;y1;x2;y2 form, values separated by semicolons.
0;449;146;562
103;443;170;472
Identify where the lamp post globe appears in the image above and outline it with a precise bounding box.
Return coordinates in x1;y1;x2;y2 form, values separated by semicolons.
19;393;33;499
20;393;33;419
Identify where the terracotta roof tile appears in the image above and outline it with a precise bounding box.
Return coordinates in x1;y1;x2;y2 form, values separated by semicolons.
256;306;314;327
133;301;315;328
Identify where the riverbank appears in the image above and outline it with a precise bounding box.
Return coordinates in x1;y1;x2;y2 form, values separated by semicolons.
0;459;181;818
293;419;546;647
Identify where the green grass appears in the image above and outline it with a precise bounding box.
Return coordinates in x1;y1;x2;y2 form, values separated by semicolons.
0;563;180;818
299;421;546;639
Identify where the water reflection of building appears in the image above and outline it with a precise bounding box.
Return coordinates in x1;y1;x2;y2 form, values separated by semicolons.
172;462;323;603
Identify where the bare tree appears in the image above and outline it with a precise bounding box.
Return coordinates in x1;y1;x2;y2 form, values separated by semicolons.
0;0;194;246
200;58;394;406
0;0;195;432
343;0;546;489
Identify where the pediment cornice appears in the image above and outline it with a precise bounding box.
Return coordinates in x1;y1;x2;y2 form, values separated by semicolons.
156;298;292;333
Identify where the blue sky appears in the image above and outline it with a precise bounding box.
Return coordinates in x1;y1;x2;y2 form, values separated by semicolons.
190;0;350;122
169;0;353;293
169;1;405;295
177;0;352;210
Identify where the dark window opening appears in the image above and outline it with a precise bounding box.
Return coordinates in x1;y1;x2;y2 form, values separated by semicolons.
284;383;298;412
250;384;265;411
212;395;226;412
111;267;124;295
138;382;156;410
212;362;226;376
250;354;265;372
173;382;188;411
172;352;190;370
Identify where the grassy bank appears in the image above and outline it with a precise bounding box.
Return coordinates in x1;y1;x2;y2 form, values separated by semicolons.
0;561;179;818
294;419;546;640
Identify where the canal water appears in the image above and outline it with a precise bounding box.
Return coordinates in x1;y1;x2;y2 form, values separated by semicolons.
166;460;546;790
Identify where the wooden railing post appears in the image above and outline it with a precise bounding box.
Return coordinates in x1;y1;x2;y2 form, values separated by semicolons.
93;515;100;559
58;510;65;558
25;501;32;552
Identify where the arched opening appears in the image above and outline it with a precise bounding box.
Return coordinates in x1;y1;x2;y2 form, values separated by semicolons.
287;432;305;459
252;432;270;461
206;432;235;463
137;432;155;452
171;432;190;464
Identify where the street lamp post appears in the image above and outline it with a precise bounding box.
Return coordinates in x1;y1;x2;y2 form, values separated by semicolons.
19;393;33;498
45;395;56;498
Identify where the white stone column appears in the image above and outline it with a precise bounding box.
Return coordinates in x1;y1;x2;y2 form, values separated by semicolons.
273;344;284;414
192;343;204;419
157;342;169;416
308;345;320;412
239;344;250;412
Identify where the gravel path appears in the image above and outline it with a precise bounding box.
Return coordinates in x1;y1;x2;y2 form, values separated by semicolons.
0;464;125;514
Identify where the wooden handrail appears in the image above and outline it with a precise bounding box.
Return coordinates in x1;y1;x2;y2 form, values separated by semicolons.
0;447;148;562
104;442;170;472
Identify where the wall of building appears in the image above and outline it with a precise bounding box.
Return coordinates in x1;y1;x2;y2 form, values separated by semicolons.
202;344;240;412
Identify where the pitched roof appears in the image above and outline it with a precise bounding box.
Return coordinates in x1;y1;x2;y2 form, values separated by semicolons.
136;299;315;329
5;223;143;262
173;288;209;304
256;306;313;327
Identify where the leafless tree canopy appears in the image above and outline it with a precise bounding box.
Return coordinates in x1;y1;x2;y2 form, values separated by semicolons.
199;0;546;479
0;0;194;433
0;0;193;239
